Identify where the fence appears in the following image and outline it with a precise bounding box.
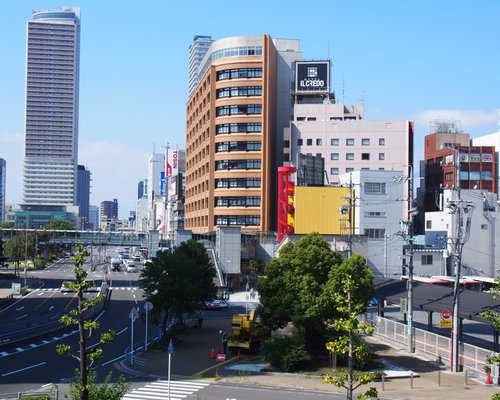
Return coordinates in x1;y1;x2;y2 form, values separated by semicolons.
368;312;499;383
0;386;59;399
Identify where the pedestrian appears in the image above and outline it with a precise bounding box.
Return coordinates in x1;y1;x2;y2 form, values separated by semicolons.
219;329;228;354
197;310;203;329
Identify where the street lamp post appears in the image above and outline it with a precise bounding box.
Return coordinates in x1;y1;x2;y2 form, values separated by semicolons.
129;307;138;365
144;302;153;351
24;208;31;288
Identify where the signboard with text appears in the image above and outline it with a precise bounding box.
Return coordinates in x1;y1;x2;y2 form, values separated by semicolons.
295;61;330;93
440;308;452;328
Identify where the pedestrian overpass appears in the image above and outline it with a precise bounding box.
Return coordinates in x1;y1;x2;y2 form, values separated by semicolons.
0;228;150;248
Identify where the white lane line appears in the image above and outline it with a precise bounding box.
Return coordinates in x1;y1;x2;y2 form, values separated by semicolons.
116;327;128;336
16;306;24;311
15;314;28;320
49;305;54;311
15;348;24;352
0;291;35;314
1;352;9;356
1;361;46;377
100;353;125;366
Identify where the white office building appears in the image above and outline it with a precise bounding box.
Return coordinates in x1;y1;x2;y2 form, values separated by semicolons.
23;8;80;206
188;35;213;96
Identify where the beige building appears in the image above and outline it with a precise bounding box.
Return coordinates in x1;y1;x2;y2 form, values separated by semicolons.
185;35;302;233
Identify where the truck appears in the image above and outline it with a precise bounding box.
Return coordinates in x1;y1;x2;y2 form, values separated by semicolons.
110;257;122;271
227;309;270;353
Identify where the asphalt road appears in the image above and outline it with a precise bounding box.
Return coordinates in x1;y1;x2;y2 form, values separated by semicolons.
0;254;147;395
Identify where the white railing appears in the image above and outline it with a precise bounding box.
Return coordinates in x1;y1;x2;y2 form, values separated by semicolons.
367;312;499;382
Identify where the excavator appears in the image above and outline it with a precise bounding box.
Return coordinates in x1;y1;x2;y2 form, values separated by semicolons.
227;309;270;353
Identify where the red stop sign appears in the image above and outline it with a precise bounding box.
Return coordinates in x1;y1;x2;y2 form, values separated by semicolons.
441;309;451;320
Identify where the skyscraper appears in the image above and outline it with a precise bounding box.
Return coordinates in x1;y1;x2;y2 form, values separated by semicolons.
23;8;81;206
0;159;5;223
188;35;213;96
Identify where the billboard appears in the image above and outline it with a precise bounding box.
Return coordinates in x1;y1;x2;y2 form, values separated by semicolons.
165;148;179;178
295;61;330;93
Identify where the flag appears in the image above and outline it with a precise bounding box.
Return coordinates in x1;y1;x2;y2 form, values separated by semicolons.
168;338;174;354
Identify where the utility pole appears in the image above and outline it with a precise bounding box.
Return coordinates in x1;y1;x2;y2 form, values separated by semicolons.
405;165;414;354
348;173;354;258
449;149;475;372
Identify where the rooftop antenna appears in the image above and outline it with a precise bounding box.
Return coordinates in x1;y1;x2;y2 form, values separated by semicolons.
342;78;346;105
360;91;366;108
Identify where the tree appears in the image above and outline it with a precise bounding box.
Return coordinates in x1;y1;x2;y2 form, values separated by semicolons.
139;239;216;339
3;232;37;276
0;221;14;228
44;218;76;230
322;254;377;400
257;233;342;353
480;277;500;398
56;244;125;400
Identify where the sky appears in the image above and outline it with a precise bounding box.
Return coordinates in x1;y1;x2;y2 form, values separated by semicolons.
1;1;499;219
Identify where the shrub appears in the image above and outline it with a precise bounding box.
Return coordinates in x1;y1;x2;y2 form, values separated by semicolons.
261;335;306;372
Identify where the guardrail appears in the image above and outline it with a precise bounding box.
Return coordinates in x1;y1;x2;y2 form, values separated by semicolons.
0;386;59;399
0;285;108;349
367;312;499;383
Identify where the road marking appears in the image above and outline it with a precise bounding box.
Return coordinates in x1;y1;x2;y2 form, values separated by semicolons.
15;348;24;352
1;361;46;377
116;327;128;336
0;352;9;356
122;379;210;400
0;291;36;314
100;353;125;366
15;314;28;320
16;306;24;311
49;305;54;311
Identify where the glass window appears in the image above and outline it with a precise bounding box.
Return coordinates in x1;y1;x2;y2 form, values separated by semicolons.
297;139;303;146
362;153;370;160
379;138;385;146
346;138;354;146
306;139;312;146
459;171;469;180
445;172;453;181
364;228;385;239
365;182;386;194
421;255;433;265
346;168;354;173
469;171;480;180
346;153;354;160
362;138;370;146
330;167;339;175
331;138;339;146
316;138;322;146
331;153;339;160
379;153;385;160
481;171;492;180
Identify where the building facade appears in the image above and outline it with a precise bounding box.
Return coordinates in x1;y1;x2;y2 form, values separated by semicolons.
100;199;118;220
0;158;5;223
423;124;496;212
188;35;213;97
76;164;90;226
185;35;302;234
88;205;99;230
23;8;81;206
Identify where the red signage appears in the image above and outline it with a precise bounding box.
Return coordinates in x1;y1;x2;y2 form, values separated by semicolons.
441;309;451;320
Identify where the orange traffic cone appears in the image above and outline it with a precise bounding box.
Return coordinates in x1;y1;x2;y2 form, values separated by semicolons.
487;371;492;384
237;350;241;361
210;348;215;359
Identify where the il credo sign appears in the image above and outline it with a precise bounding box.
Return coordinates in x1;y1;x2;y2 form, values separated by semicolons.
295;61;330;93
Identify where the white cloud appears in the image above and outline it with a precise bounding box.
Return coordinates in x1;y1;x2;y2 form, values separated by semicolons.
412;109;498;132
0;135;149;218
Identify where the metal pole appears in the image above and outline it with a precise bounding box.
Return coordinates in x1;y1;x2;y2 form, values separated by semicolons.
145;308;149;352
384;234;388;278
407;165;414;353
245;282;249;315
131;316;134;365
168;353;171;400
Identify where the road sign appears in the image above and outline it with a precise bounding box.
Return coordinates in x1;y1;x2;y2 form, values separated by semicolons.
441;308;452;320
400;298;407;314
129;307;138;321
440;320;452;328
144;301;153;312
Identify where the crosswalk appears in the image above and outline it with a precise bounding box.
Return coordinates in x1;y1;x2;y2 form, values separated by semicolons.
111;286;139;291
122;379;210;399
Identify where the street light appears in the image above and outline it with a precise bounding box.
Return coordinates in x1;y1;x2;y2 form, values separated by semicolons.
24;207;31;288
144;301;153;351
129;307;138;365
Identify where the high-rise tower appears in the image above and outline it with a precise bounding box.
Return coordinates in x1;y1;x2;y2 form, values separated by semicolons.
0;159;5;223
188;35;213;97
23;8;81;206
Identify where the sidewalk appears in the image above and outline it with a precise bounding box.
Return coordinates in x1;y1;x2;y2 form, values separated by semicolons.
116;292;500;400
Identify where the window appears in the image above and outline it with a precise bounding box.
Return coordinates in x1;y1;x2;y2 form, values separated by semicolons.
426;220;432;229
316;138;322;146
346;138;354;146
470;171;480;180
445;172;453;181
362;153;370;160
379;138;385;146
365;182;386;194
346;168;354;173
330;167;339;175
297;138;303;146
421;255;433;265
482;171;492;180
379;153;385;160
364;228;385;239
331;153;339;160
307;117;317;121
331;138;339;146
306;139;312;146
364;211;386;217
481;224;488;229
362;138;370;146
297;117;306;121
346;153;354;160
